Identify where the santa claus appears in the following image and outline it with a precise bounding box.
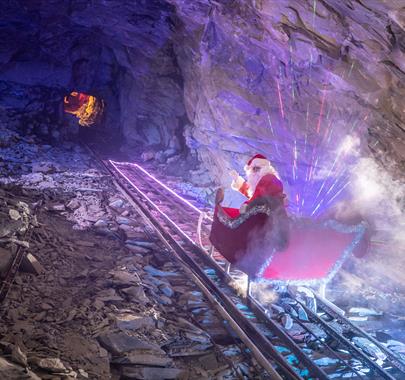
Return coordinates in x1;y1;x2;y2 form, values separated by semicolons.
210;154;289;276
209;153;368;283
230;154;285;211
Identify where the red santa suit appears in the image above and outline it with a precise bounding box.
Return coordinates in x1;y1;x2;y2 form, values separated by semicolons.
209;154;368;283
210;155;289;275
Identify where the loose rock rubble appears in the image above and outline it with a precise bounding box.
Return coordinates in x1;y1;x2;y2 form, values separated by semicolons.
0;186;39;293
0;124;260;379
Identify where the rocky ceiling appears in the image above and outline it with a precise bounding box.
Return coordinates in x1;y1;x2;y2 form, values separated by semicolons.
1;0;404;190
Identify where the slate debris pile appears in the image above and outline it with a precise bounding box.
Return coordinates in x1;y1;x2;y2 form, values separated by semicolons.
0;190;259;379
0;122;89;178
0;125;259;379
252;285;405;377
0;186;40;299
328;269;405;317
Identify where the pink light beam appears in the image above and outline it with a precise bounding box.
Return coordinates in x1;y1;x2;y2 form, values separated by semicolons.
109;160;197;245
110;160;209;219
316;88;326;133
276;79;285;119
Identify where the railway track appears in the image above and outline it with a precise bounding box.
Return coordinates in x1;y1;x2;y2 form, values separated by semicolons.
0;242;29;303
84;151;405;379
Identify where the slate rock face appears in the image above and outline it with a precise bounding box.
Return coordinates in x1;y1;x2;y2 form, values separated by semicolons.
97;332;164;356
167;0;405;182
0;357;40;380
0;0;404;180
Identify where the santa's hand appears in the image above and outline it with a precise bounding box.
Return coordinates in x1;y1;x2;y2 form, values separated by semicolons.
229;170;239;180
239;204;248;214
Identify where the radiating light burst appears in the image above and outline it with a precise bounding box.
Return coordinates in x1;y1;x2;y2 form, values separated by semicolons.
264;29;366;218
312;0;317;29
266;111;274;136
268;84;364;218
276;79;285;119
314;131;355;199
316;87;326;133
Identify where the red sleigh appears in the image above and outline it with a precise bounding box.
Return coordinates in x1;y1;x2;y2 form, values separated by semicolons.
209;196;367;285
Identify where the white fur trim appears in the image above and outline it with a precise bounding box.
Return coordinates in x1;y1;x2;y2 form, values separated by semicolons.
247;157;269;168
245;159;280;180
231;175;245;191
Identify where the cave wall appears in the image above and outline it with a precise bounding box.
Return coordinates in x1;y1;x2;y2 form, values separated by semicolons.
1;0;404;205
167;0;405;181
0;0;187;153
2;0;403;171
167;0;405;290
70;0;187;153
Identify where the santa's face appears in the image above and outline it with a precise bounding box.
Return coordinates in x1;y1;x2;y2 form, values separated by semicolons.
246;165;263;197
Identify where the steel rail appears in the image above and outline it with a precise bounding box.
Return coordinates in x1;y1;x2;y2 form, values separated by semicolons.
121;190;262;380
110;160;206;217
104;166;290;379
296;299;397;380
246;296;340;379
111;160;213;226
111;178;273;379
114;162;212;240
282;305;368;380
104;159;313;380
315;295;405;374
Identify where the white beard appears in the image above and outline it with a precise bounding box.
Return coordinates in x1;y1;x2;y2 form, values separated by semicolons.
246;165;279;198
246;171;261;197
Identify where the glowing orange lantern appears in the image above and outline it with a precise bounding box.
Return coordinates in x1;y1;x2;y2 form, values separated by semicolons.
64;92;104;126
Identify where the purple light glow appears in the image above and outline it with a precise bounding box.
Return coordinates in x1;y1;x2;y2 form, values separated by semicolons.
271;49;364;218
269;95;364;218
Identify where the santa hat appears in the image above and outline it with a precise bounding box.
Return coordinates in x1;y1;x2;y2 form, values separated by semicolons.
244;154;269;171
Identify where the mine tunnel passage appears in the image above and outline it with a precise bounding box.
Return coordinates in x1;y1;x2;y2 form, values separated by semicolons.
63;91;104;127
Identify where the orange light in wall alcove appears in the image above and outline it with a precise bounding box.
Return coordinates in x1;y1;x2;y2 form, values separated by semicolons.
63;91;104;126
